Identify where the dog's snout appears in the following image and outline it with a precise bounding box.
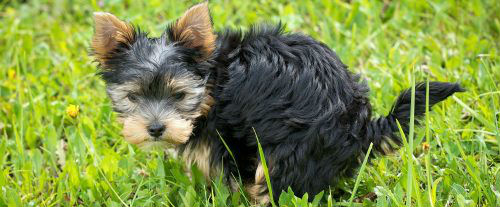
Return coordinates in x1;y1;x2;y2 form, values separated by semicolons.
147;123;166;138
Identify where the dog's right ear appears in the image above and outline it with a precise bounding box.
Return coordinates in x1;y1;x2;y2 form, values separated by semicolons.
169;2;215;60
92;12;135;64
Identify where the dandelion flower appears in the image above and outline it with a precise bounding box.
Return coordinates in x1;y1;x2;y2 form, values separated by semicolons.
66;104;79;118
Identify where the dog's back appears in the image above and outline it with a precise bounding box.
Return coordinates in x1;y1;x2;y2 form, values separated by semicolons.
213;24;378;201
211;24;463;203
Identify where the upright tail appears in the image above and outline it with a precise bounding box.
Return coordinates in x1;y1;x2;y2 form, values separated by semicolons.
365;81;465;154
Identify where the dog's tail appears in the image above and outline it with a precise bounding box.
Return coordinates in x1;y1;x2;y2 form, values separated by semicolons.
364;81;464;154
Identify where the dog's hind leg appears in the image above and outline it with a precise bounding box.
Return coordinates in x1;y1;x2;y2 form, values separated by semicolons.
246;162;270;205
250;142;350;205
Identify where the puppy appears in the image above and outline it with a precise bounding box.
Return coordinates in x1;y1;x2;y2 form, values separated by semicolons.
91;2;463;205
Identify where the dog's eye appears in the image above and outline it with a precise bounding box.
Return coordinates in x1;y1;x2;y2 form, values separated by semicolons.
173;92;185;101
127;93;138;102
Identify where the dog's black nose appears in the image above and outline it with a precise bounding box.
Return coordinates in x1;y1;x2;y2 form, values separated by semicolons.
147;123;165;138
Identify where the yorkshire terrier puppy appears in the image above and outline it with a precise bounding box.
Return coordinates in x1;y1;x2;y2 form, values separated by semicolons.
92;2;463;205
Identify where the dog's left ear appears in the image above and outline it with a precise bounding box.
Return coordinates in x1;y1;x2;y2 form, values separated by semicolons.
92;12;135;65
170;2;216;60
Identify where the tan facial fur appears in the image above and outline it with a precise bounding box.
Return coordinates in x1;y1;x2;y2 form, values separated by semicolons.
162;116;193;145
119;113;193;149
122;115;149;145
120;115;171;150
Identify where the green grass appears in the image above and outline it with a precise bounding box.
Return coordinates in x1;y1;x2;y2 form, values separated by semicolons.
0;0;499;206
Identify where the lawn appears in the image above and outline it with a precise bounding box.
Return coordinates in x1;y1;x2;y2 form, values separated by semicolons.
0;0;499;206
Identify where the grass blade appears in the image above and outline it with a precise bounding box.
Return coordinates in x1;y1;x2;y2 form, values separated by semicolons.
406;68;416;207
348;142;373;206
424;75;435;207
215;130;250;204
253;128;276;207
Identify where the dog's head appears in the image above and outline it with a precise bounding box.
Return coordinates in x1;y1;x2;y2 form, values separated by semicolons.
92;2;215;149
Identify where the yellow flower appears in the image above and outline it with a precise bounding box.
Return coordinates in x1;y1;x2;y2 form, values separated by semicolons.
8;69;16;79
5;7;16;16
66;104;79;118
422;142;430;151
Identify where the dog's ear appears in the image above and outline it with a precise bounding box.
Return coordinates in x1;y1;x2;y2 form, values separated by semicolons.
170;2;215;60
92;12;135;64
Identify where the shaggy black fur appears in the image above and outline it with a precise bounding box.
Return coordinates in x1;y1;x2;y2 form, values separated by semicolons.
93;3;464;204
199;25;464;201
